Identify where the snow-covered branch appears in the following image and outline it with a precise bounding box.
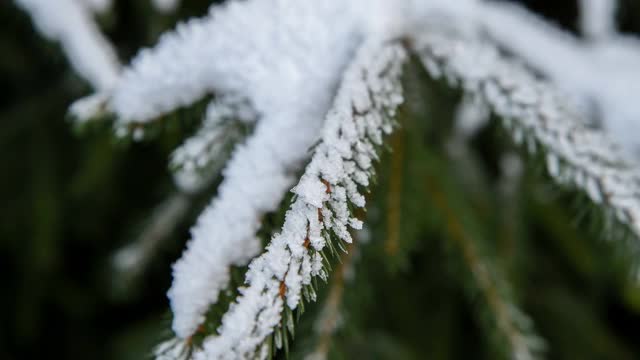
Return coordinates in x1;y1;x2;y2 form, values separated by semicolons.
414;29;640;242
186;39;406;359
477;1;640;156
123;0;378;340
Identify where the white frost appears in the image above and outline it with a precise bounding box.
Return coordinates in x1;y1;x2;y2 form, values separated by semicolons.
15;0;120;90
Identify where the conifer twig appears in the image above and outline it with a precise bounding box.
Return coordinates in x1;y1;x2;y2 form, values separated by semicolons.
477;1;640;154
190;39;406;359
414;29;640;245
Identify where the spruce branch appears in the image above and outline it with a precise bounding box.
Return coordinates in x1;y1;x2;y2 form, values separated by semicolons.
187;39;406;359
477;1;640;154
113;0;378;340
413;30;640;249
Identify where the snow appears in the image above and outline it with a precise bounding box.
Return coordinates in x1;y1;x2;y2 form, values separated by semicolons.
15;0;120;90
579;0;617;40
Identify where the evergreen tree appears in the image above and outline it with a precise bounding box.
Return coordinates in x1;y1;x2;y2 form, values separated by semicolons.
3;0;640;359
